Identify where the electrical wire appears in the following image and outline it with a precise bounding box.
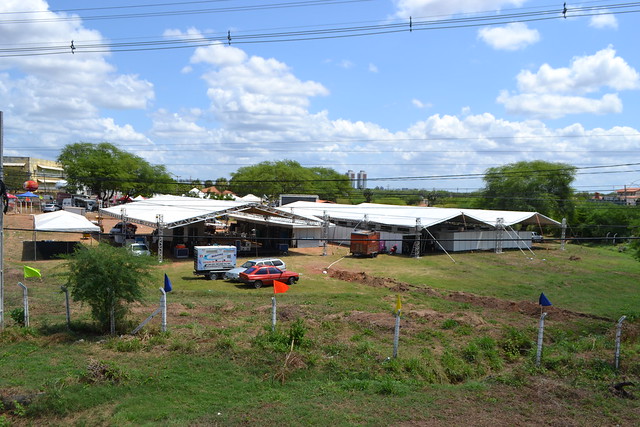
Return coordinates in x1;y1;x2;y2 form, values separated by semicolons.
0;1;639;56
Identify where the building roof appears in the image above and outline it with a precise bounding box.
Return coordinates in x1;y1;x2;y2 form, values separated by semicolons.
616;187;640;193
278;201;561;229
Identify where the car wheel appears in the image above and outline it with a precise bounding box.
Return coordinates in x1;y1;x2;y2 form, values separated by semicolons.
205;273;213;280
254;280;263;289
287;277;296;285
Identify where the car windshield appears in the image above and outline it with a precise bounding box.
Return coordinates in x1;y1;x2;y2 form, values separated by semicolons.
131;244;148;250
241;261;256;268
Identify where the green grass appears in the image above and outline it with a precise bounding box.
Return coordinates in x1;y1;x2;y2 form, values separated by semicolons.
1;243;639;425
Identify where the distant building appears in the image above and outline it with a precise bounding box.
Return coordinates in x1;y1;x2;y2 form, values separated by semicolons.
345;170;356;188
357;170;367;189
616;187;640;206
3;156;65;194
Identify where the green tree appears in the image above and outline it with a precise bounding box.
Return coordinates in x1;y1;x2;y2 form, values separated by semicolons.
307;167;352;201
2;167;30;193
63;244;153;332
230;160;351;203
58;142;174;200
572;202;640;241
215;177;229;191
479;161;576;220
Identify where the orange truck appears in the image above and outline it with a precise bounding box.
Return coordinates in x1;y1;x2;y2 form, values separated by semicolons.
350;231;380;257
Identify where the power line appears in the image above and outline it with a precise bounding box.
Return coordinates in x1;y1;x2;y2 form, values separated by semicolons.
1;1;639;56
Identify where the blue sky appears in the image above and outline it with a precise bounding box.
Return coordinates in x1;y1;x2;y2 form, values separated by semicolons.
1;0;639;193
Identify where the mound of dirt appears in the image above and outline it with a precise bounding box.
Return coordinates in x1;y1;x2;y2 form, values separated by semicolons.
329;269;611;322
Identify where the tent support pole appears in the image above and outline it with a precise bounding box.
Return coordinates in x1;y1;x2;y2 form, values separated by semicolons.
424;227;455;263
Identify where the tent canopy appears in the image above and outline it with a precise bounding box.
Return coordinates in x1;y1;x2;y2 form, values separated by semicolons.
17;191;39;198
33;210;100;233
99;195;320;229
280;201;561;229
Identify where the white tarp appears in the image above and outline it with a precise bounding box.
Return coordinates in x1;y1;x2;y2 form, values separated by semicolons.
33;210;100;233
280;201;561;229
100;195;323;230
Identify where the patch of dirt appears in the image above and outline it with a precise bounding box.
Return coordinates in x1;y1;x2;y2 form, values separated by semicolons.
408;309;487;327
328;269;611;322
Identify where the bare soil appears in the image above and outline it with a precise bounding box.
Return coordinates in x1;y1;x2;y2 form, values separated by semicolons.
327;268;612;322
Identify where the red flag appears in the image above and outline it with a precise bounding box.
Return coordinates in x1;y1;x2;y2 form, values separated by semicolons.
273;280;289;294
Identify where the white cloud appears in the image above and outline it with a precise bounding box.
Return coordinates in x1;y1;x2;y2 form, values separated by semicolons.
0;0;155;148
190;43;329;131
393;0;525;18
589;12;618;29
516;47;639;94
497;92;622;119
339;60;355;69
498;47;639;118
369;63;379;73
412;99;425;108
478;23;540;51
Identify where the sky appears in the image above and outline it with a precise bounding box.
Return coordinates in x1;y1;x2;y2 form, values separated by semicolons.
1;0;639;193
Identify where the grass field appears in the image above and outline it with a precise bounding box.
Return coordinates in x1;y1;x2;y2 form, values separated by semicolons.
1;214;639;425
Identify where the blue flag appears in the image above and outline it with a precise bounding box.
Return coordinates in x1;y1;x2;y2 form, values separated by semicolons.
164;274;173;292
539;292;552;306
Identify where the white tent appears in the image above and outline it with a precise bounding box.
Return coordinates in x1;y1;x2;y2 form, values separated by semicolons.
236;194;262;203
33;210;100;233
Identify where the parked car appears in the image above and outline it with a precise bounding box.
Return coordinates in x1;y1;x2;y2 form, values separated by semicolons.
127;242;151;256
224;258;286;282
110;222;138;235
239;266;298;289
42;203;61;212
531;232;544;243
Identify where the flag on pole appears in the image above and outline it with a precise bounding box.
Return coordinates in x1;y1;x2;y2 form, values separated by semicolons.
164;274;173;292
23;265;41;278
273;280;289;294
538;292;552;307
395;294;402;312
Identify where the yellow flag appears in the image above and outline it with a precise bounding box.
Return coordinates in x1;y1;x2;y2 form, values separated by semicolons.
23;265;42;278
395;294;402;311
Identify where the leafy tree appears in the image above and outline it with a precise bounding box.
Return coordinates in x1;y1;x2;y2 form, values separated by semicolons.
58;142;174;200
2;167;30;193
363;188;373;203
63;244;153;332
215;177;229;191
479;161;576;220
203;180;214;188
306;167;352;201
572;202;640;239
230;160;351;203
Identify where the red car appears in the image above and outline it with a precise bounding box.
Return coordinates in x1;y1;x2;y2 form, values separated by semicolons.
239;266;299;289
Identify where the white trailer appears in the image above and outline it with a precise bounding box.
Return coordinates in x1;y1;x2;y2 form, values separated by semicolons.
193;245;237;280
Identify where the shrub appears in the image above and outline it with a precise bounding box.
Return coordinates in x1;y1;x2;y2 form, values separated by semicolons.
500;327;534;361
288;318;309;347
10;308;25;326
62;244;154;332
